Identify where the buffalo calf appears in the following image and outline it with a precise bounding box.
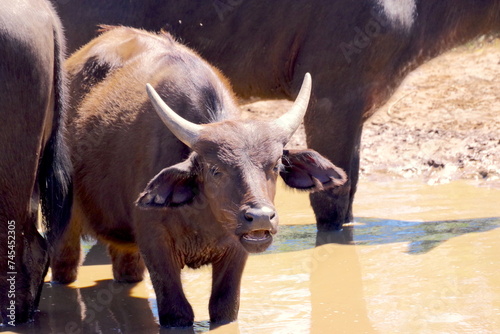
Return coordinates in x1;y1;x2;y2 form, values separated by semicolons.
51;26;346;327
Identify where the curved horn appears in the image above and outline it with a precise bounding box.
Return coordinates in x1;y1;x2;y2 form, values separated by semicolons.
146;83;204;148
274;73;312;143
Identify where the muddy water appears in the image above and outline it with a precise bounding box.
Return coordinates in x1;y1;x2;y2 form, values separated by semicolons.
3;180;500;333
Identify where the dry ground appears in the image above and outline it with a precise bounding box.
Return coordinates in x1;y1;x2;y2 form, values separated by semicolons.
241;36;500;187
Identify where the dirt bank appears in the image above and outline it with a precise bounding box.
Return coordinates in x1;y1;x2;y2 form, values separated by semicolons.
241;36;500;187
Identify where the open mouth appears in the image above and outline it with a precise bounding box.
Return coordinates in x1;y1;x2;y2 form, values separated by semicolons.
242;230;272;243
240;230;273;253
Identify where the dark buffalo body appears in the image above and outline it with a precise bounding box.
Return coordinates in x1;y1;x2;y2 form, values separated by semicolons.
50;0;500;230
0;0;72;325
51;26;346;327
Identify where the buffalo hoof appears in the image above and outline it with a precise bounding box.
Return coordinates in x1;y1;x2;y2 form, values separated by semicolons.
51;270;77;284
113;274;143;283
112;261;145;283
159;305;195;328
159;316;194;328
316;219;345;232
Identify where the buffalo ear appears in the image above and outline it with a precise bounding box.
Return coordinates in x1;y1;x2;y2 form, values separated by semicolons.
136;156;199;209
280;149;347;192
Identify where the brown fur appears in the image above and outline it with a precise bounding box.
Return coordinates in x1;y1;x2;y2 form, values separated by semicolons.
51;26;346;327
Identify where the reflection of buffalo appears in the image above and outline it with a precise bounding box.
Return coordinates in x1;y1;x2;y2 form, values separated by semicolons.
22;279;159;333
51;0;500;230
0;0;72;325
40;280;159;334
14;242;190;333
51;26;346;327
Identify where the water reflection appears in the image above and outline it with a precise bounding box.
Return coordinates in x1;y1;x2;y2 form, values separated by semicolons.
43;279;157;333
3;179;500;333
309;239;375;334
4;217;499;333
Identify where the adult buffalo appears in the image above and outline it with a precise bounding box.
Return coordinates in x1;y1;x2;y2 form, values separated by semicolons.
50;0;500;230
0;0;72;325
50;26;346;327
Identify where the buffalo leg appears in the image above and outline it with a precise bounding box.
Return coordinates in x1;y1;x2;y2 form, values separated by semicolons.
50;203;82;284
209;246;248;325
137;226;194;327
108;244;145;283
143;255;193;327
304;95;364;230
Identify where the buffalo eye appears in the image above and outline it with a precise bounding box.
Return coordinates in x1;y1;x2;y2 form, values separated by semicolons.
272;157;284;173
209;165;222;177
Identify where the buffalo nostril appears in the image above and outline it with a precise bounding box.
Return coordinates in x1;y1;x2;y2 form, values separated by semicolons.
244;212;254;222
